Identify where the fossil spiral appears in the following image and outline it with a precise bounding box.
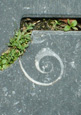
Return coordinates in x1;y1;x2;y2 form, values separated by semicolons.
19;47;64;86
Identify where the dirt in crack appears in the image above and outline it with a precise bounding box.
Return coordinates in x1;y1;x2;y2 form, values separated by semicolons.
20;18;81;31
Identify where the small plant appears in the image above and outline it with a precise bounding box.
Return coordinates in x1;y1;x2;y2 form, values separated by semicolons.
53;20;62;27
0;23;34;70
64;19;78;31
49;20;62;30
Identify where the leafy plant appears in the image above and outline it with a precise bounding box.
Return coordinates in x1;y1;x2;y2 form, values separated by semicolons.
64;19;78;31
49;20;62;30
0;23;34;70
25;23;35;31
54;20;62;26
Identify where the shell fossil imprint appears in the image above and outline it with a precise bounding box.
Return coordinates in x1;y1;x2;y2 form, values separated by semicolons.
19;47;64;86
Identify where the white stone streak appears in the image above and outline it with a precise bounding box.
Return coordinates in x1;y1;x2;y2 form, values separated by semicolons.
35;48;53;74
13;101;19;106
31;32;46;44
32;37;46;44
23;7;30;10
70;61;76;69
12;17;16;22
19;48;64;86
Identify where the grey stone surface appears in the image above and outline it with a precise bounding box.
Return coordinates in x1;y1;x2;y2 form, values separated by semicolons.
0;0;81;114
0;31;81;115
0;0;81;53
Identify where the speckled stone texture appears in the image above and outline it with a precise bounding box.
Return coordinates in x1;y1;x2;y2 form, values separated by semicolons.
0;31;81;115
0;0;81;115
0;0;81;52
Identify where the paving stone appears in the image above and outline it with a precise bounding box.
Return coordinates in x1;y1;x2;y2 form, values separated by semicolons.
0;0;81;52
0;31;81;115
0;0;81;114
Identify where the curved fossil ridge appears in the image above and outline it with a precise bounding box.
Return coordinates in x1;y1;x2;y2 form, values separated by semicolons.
19;47;64;86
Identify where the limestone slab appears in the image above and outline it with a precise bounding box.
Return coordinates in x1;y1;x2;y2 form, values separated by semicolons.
0;0;81;52
0;31;81;115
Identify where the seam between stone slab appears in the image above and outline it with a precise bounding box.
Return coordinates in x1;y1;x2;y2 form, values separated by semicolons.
31;30;81;35
22;14;81;18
